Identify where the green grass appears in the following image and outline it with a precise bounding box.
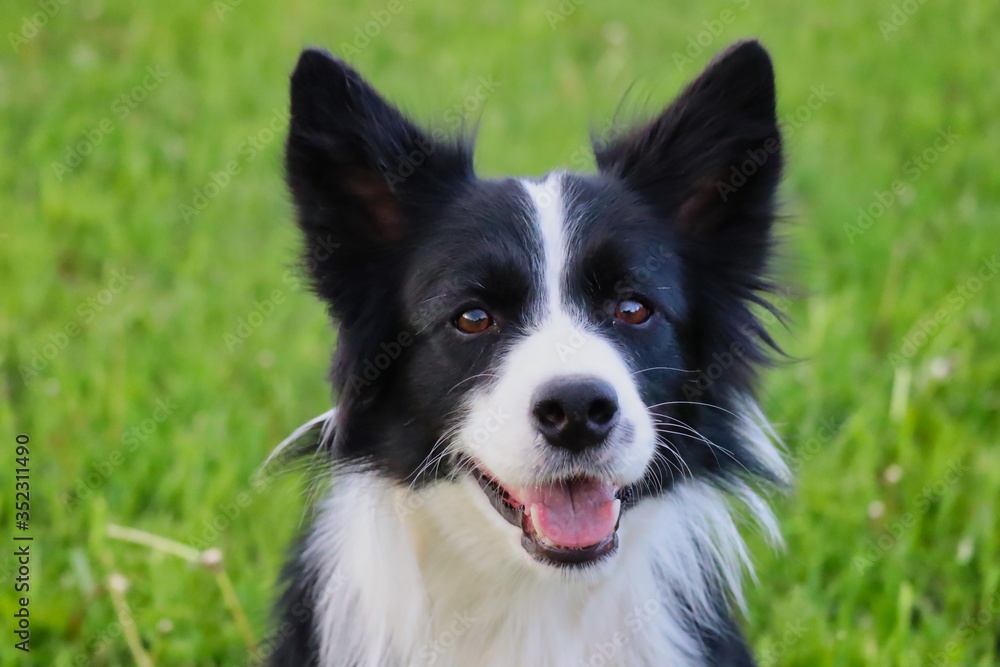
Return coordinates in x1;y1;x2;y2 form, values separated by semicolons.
1;0;998;664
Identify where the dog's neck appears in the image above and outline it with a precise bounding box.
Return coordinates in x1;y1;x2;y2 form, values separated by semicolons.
304;470;768;667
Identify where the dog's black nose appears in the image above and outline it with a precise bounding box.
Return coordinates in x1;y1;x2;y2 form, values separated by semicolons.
531;377;620;453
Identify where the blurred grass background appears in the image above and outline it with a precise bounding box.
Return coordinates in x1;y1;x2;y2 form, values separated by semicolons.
1;0;998;664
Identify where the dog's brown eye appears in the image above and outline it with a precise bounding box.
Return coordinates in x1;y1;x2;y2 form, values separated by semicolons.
614;299;652;325
455;308;493;334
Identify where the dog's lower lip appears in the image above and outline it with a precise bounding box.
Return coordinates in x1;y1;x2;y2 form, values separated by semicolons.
471;465;629;566
473;467;522;528
520;525;619;565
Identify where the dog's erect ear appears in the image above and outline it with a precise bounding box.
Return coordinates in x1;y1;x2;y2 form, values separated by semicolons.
595;40;781;276
286;49;473;313
597;40;784;384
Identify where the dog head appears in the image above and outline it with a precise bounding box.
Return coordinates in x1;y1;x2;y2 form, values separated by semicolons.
286;40;785;571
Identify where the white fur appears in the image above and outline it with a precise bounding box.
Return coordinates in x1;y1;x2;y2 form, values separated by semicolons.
524;173;571;323
293;172;787;666
260;407;338;474
306;463;780;667
455;173;655;490
735;395;791;486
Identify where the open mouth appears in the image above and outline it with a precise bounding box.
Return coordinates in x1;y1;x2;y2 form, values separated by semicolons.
472;465;634;567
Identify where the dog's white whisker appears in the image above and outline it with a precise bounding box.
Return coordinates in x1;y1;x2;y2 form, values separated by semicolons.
630;366;699;376
271;40;789;667
258;407;338;478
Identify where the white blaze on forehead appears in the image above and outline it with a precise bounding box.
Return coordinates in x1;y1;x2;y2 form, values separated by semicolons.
448;173;655;487
520;173;571;323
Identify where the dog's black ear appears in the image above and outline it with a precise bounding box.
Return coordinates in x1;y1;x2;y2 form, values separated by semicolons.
595;40;781;277
597;40;784;385
286;49;473;314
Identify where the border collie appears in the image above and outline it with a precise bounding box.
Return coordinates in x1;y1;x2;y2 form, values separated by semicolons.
267;39;788;667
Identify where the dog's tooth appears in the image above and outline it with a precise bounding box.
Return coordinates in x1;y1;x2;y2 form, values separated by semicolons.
530;506;546;539
612;497;624;531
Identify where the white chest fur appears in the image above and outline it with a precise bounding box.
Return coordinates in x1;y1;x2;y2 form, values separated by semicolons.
304;471;777;667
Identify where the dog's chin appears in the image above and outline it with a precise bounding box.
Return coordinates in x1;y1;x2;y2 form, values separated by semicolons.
466;463;638;570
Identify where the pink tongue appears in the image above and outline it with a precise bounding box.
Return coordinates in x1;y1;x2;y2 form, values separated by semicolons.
520;479;619;549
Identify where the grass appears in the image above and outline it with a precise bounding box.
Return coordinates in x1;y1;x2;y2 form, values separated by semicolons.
1;0;998;664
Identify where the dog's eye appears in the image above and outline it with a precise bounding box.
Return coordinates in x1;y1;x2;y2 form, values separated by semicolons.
614;298;652;325
454;308;494;334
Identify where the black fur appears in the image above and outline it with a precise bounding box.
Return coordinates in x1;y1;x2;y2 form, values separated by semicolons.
270;40;783;666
